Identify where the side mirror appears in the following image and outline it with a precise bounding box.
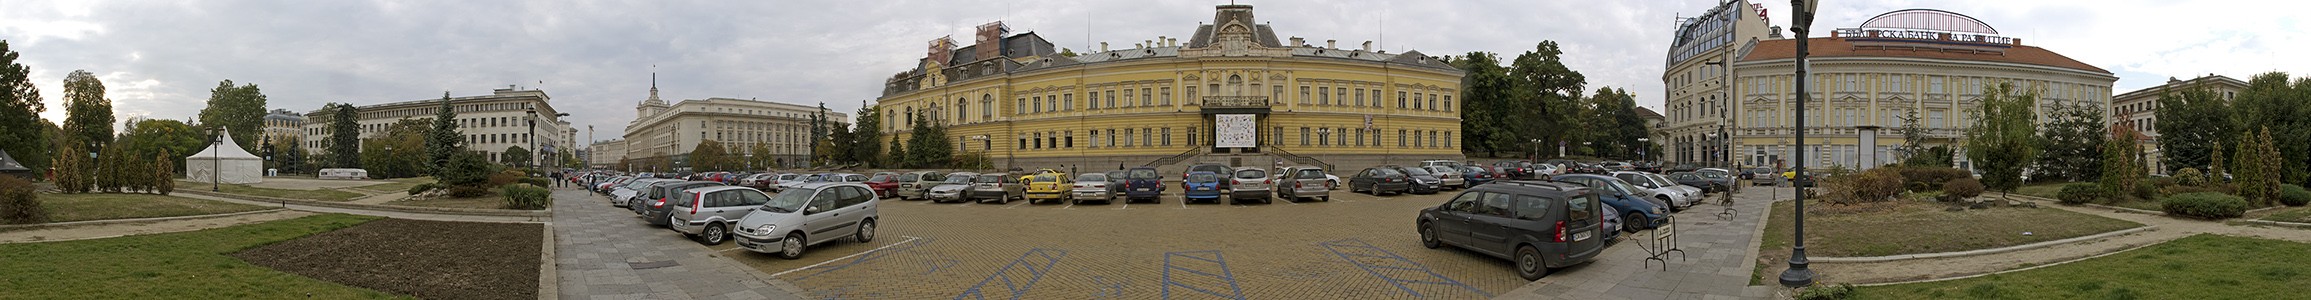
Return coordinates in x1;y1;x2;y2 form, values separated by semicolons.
805;206;824;214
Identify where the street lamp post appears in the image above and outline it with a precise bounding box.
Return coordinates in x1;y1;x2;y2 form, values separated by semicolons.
526;109;538;169
1637;138;1651;161
1780;0;1820;288
210;128;221;192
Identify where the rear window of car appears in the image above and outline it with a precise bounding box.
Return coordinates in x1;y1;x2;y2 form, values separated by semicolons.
1128;169;1160;179
1075;173;1108;182
870;174;894;182
1373;168;1403;177
1400;167;1432;176
1234;169;1266;179
945;174;975;183
1187;173;1219;182
1032;174;1060;182
975;175;1004;183
1295;169;1326;179
899;173;922;182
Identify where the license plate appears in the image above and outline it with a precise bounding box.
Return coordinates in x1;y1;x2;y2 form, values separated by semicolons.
1572;231;1592;241
1196;187;1210;191
1138;188;1152;191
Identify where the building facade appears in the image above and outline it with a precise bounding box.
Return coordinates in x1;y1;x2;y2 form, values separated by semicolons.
2111;75;2245;173
262;108;305;148
1661;0;1778;167
301;87;577;167
875;4;1464;174
621;80;842;172
1700;9;2116;170
587;138;628;169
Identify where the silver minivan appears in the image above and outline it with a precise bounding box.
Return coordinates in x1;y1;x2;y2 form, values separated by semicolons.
732;182;880;259
668;186;774;245
1228;167;1272;204
1277;166;1332;202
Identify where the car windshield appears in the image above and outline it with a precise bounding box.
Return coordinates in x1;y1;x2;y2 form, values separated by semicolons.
1075;173;1107;182
778;174;797;180
1234;169;1266;179
1606;178;1641;194
975;175;1005;183
1699;172;1727;179
1295;169;1326;179
1399;167;1432;176
943;174;975;183
1648;174;1677;186
1427;166;1454;174
899;173;922;182
758;188;812;213
1187;173;1219;182
1128;169;1160;179
624;180;657;189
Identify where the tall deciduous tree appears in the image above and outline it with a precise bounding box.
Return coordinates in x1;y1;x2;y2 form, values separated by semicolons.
359;118;428;178
1964;82;2040;195
501;146;531;168
1507;41;1587;159
425;92;464;175
0;40;49;174
117;118;204;173
2154;83;2232;173
1446;52;1518;158
2229;72;2310;185
61;70;113;158
324;103;361;169
689;140;726;172
197;80;266;153
2033;101;2105;182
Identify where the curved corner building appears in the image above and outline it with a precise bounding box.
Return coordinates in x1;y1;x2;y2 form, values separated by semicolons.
874;4;1465;173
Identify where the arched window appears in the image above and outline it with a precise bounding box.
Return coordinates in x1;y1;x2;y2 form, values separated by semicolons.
1227;75;1244;96
958;98;970;123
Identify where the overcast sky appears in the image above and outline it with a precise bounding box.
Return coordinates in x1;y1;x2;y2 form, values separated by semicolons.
3;0;2301;142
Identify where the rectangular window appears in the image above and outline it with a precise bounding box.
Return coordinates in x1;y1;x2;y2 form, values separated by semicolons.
1355;128;1366;146
1444;131;1452;148
1300;127;1310;146
1066;131;1074;148
1143;88;1154;106
1124;129;1134;147
1272;86;1283;105
1929;111;1946;128
1300;86;1311;104
1188;127;1198;146
1017;98;1027;114
1033;133;1043;149
1427;94;1437;111
1318;87;1329;105
1398;91;1408;108
1274;126;1284;145
1063;94;1073;111
1123;89;1135;107
1337;88;1347;107
1370;90;1382;107
1444;95;1453;112
1142;128;1152;146
1032;96;1042;113
1108;129;1118;147
1088;92;1099;110
1414;131;1423;148
1161;87;1172;106
1413;94;1423;110
1090;130;1100;148
1162;128;1171;146
1108;89;1119;107
1354;88;1366;107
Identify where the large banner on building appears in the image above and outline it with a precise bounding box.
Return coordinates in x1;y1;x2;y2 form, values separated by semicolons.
1215;114;1257;148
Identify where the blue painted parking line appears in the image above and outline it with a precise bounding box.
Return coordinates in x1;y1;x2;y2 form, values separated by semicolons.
923;258;960;275
955;248;1069;300
1317;238;1492;298
1161;250;1247;300
1091;276;1130;299
785;237;930;281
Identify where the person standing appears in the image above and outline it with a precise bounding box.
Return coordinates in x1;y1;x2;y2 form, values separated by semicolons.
550;171;564;188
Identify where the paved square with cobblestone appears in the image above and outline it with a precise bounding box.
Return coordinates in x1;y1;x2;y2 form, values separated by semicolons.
552;188;807;300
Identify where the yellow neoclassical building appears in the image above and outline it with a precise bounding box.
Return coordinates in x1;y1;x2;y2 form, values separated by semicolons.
875;4;1464;173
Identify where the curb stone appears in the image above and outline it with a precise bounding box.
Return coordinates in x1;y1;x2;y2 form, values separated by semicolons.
1810;226;2156;263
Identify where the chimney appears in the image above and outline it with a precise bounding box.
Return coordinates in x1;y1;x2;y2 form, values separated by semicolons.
1135;43;1143;49
1327;40;1337;49
1167;38;1177;47
1145;40;1153;49
1362;41;1372;52
1100;42;1108;52
1158;36;1167;47
1290;37;1303;47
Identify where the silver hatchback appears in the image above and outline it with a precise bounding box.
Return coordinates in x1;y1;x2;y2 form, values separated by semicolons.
732;182;880;259
667;186;774;245
1277;166;1332;202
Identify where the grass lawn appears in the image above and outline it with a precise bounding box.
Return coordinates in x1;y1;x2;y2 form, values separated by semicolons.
1758;199;2141;258
182;180;366;201
348;177;435;194
40;193;270;223
2013;182;2066;199
386;190;525;210
1856;234;2311;299
0;214;403;299
2260;207;2311;223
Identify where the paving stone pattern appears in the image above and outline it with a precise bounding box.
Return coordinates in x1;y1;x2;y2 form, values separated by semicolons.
551;188;806;300
1497;187;1789;300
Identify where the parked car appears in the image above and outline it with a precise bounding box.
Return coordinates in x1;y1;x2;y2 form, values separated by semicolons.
926;172;977;203
1417;180;1608;280
827;173;870;183
1668;172;1723;192
636;181;729;225
597;176;636;195
863;173;901;199
1394;166;1443;194
1228;167;1272;204
1459;165;1497;186
1186;163;1233;190
1425;166;1467;189
1182;171;1224;203
1122;167;1165;203
1491;161;1530;179
1276;166;1332;202
735;174;772;189
1532;164;1563;177
969;173;1025;204
1419;160;1463;168
1613;171;1697;211
1349;167;1412;196
1025;173;1069;204
730;182;879;259
1552;174;1669;233
894;171;946;200
612;178;676;207
1070;173;1115;204
1695;168;1737;188
776;173;825;191
665;185;773;245
1104;170;1129;198
1744;168;1780;186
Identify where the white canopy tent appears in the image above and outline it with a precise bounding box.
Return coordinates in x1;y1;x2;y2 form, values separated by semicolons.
185;129;264;184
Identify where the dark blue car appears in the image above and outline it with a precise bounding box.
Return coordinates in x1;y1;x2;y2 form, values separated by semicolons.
1183;171;1223;203
1552;174;1668;233
1123;167;1165;204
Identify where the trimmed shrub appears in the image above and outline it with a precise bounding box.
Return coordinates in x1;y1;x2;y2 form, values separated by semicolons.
1823;168;1903;205
2174;168;2205;186
1895;167;1973;191
407;183;442;195
0;176;47;224
1943;177;1985;200
2132;182;2157;202
516;177;552;188
2281;184;2310;207
500;183;550;210
2056;183;2103;205
2162;184;2235;197
2145;176;2177;189
487;170;522;187
2162;192;2248;219
446;186;492;198
1794;283;1855;300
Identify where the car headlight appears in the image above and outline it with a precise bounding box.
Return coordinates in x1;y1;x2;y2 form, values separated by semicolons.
757;224;776;233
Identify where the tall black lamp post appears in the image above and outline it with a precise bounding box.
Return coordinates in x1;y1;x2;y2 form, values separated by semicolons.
1779;0;1820;288
209;128;222;192
525;109;538;169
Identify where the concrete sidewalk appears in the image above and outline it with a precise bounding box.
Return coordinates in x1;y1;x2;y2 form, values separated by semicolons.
549;187;807;300
1496;187;1786;299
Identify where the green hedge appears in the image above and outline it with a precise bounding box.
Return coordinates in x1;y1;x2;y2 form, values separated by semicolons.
0;176;46;224
1943;177;1985;200
2162;192;2248;219
407;183;442;195
2281;184;2310;207
516;177;552;188
500;183;550;210
2056;182;2103;205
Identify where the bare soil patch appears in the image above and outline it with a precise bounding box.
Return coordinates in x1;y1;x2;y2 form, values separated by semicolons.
235;218;541;300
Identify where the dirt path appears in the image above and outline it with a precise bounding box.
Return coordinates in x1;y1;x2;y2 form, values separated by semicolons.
346;191;409;205
1788;198;2311;284
0;210;316;244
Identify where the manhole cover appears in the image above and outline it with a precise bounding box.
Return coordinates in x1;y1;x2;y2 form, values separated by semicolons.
629;260;679;269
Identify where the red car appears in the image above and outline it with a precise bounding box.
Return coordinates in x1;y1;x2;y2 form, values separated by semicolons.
863;173;901;198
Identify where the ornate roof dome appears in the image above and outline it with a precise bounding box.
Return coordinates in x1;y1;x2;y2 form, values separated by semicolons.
1859;9;1997;34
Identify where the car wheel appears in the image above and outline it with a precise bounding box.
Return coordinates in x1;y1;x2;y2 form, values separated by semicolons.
1419;222;1441;249
1329;180;1339;190
1658;196;1679;213
1320;196;1330;202
854;219;876;243
1623;212;1646;233
1517;245;1549;280
778;232;806;259
698;223;729;245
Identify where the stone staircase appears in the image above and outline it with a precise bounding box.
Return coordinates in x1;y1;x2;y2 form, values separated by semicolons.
1144;147;1205;168
1260;146;1332;171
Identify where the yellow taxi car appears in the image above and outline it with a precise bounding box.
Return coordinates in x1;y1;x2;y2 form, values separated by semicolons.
1024;173;1070;204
